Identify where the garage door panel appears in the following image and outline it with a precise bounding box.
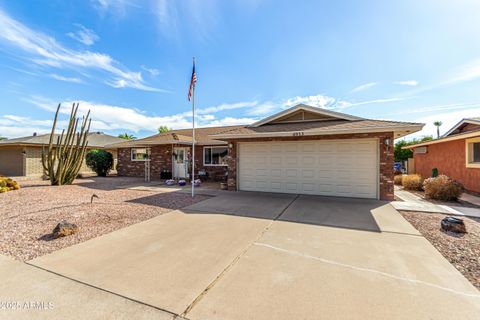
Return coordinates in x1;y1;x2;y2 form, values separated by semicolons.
239;140;378;199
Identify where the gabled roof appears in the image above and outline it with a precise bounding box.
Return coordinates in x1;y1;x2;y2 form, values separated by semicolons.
443;118;480;137
250;104;363;127
0;132;125;148
106;125;244;148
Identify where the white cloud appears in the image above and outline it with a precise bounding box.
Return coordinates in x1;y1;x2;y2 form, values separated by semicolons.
394;80;418;86
0;126;51;139
49;73;84;84
283;95;336;109
444;58;480;85
349;82;378;93
141;65;160;77
203;117;256;127
337;97;404;109
0;8;161;92
66;24;100;46
408;108;480;139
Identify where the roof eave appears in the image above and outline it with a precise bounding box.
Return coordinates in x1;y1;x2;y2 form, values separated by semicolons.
211;125;424;140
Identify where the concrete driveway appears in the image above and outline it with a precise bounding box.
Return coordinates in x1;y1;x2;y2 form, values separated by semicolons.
28;192;480;319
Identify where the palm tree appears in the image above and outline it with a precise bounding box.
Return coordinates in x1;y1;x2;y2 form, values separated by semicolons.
433;121;443;138
118;133;136;140
158;126;170;133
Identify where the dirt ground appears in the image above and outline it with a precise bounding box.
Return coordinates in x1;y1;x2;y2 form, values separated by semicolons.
0;177;209;261
400;211;480;290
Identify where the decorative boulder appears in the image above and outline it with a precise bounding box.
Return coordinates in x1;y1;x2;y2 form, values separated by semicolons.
52;221;78;239
165;179;175;186
441;216;466;234
193;179;201;187
178;179;187;186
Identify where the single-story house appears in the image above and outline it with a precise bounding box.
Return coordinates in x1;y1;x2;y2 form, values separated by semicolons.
108;104;423;200
404;118;480;193
0;132;125;177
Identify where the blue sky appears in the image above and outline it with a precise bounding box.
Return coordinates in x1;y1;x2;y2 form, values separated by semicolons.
1;0;480;140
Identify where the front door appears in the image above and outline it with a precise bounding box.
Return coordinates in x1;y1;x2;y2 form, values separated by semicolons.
173;147;188;178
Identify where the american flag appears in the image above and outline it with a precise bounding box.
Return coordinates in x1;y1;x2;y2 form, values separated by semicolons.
188;61;196;101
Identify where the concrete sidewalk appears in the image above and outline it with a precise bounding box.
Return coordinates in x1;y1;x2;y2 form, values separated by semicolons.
0;255;176;320
393;188;480;218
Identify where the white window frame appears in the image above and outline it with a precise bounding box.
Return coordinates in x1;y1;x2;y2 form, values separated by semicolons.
131;148;151;161
203;146;228;166
465;137;480;168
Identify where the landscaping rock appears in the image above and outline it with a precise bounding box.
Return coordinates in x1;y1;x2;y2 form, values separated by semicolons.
441;216;466;234
52;221;79;239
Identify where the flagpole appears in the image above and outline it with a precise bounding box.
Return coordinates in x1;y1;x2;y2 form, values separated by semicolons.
191;57;196;198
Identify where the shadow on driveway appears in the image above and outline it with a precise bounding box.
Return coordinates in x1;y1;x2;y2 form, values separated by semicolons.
179;191;387;233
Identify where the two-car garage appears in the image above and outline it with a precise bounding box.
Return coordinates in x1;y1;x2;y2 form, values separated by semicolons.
238;139;379;199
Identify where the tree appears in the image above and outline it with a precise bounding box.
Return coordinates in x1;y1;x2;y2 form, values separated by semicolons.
158;126;170;133
41;103;91;185
433;121;443;138
394;136;433;162
0;136;6;141
118;133;136;140
86;149;113;177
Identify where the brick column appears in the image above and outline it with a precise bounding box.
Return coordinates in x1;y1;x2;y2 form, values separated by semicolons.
379;133;394;200
226;141;237;190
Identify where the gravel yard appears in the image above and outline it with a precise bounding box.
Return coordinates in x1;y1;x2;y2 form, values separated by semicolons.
400;211;480;290
0;177;209;261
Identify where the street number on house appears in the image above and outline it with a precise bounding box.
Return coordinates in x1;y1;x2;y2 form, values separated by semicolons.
292;131;304;136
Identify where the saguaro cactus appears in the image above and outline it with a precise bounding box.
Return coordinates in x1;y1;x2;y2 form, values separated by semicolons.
42;103;91;185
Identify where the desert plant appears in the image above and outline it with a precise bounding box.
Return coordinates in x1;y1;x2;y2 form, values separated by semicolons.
423;175;463;201
42;103;91;185
394;175;403;185
432;167;438;177
86;149;113;177
0;176;20;192
402;174;423;191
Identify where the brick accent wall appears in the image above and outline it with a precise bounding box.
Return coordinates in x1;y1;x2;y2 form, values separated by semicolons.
413;137;480;193
117;145;228;181
226;132;395;200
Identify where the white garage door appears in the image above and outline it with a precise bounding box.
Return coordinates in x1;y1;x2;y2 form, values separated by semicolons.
238;139;378;199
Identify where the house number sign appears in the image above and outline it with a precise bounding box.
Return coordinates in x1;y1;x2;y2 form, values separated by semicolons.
292;131;305;136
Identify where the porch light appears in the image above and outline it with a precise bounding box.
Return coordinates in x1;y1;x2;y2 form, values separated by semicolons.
228;143;233;148
384;138;392;146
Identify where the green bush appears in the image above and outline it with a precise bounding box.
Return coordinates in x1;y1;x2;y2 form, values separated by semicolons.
423;175;463;201
432;168;438;177
402;174;423;191
86;150;113;177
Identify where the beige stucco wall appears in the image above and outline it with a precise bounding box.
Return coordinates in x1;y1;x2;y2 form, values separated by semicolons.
1;146;118;177
0;146;25;176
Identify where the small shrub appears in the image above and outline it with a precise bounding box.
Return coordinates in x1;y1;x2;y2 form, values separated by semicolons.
423;175;463;201
402;174;423;191
432;167;438;177
394;175;403;185
86;150;114;177
0;176;19;192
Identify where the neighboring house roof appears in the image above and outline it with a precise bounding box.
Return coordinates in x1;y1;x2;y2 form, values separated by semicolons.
443;118;480;137
105;125;244;148
403;118;480;149
0;132;125;148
